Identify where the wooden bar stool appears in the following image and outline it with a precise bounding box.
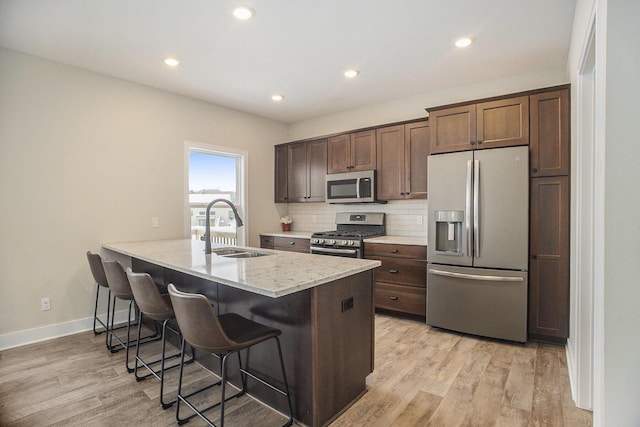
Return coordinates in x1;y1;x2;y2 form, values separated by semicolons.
167;283;294;427
126;269;194;408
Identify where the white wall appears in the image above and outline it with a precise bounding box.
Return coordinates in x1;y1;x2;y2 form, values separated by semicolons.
288;66;568;141
600;0;640;425
567;0;640;424
0;48;287;343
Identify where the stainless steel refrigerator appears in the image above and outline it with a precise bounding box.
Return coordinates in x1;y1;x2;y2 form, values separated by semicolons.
427;146;529;342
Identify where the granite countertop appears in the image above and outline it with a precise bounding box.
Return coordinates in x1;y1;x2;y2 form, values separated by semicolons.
103;239;380;298
364;235;428;246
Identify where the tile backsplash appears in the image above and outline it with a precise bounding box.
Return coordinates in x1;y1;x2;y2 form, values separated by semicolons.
285;199;428;238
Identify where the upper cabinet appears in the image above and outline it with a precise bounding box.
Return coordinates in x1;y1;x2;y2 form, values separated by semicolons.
327;130;376;173
287;138;327;203
376;121;430;200
428;95;529;154
274;144;289;202
530;89;570;177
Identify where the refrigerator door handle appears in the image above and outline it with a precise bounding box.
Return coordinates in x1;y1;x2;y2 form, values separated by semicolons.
473;159;480;258
466;160;473;257
429;268;524;282
356;177;360;199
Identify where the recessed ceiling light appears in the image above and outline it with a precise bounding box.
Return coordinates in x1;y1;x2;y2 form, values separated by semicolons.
454;37;474;48
233;6;255;20
271;94;284;102
344;69;360;79
164;57;180;67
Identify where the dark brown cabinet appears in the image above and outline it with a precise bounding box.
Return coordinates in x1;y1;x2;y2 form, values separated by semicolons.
530;89;570;177
277;236;310;253
365;243;427;317
287;139;327;202
327;130;376;173
376;121;430;200
274;144;289;202
527;86;571;343
260;235;275;249
260;235;310;253
429;95;529;154
529;176;570;342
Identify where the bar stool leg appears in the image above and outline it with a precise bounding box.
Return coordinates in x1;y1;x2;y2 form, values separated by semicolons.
92;284;108;335
275;337;294;427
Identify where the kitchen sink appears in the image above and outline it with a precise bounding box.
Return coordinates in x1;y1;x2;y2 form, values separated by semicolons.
210;247;272;258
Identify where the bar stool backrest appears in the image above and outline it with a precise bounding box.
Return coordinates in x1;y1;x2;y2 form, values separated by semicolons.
102;260;134;300
87;252;108;288
167;284;237;353
127;270;174;321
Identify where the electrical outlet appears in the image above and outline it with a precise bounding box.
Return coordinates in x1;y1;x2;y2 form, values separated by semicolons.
417;215;423;225
41;297;51;311
152;217;159;228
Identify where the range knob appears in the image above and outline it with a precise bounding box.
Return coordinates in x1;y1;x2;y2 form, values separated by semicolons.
329;239;336;245
318;239;325;244
341;240;349;246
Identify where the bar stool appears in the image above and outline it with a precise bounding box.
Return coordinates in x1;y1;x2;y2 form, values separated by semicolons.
86;251;111;337
126;269;194;408
102;259;159;372
167;283;294;427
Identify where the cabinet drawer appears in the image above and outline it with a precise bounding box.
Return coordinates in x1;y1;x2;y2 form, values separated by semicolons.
371;257;426;288
274;236;310;253
260;235;275;249
365;243;426;259
375;283;426;316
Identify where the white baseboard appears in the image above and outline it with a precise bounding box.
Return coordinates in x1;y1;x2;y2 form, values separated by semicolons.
0;309;133;351
565;340;578;404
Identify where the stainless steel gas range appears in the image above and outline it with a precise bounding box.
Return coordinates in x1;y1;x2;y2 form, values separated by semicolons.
310;212;385;258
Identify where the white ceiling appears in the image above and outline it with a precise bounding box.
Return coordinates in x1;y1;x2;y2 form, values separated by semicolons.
0;0;577;124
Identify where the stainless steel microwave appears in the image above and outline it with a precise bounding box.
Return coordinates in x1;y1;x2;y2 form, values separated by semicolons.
325;170;377;203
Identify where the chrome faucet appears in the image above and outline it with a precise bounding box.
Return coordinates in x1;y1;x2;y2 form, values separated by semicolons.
204;199;244;254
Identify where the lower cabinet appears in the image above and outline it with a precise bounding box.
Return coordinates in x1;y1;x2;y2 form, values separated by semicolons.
260;234;310;254
260;235;275;249
528;176;570;342
365;243;427;317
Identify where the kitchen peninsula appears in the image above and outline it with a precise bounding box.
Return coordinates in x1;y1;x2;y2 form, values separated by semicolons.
103;239;380;427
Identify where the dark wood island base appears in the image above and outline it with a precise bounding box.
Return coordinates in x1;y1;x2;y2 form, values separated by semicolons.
133;258;375;427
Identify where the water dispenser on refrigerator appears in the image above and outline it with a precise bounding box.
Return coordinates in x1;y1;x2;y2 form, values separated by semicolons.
434;210;464;255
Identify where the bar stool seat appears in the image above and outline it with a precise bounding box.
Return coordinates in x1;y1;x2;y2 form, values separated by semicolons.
168;283;294;427
102;259;160;372
126;269;194;408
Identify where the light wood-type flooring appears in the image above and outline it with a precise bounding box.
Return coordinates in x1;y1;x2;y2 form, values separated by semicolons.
0;314;592;426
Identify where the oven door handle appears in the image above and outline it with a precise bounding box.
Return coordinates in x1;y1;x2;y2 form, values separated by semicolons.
310;246;359;256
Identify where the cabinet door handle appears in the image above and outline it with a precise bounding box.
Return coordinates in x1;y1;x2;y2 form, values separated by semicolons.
470;141;475;145
532;168;538;173
389;269;399;274
388;296;398;301
389;249;398;253
531;254;537;259
289;242;295;245
477;140;483;145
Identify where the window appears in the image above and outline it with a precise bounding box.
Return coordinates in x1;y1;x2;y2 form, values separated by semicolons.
185;142;247;246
